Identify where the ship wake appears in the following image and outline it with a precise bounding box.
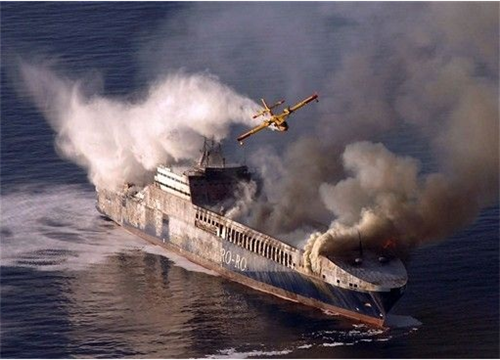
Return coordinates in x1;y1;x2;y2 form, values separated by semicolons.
0;184;217;275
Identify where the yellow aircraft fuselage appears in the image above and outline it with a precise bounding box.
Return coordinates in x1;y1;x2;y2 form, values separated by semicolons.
237;93;318;144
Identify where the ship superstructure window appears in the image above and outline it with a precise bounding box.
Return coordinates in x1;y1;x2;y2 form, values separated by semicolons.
155;167;191;198
157;181;190;196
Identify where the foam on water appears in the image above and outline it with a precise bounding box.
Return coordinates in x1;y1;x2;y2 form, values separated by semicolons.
305;324;404;349
207;347;293;359
206;321;411;357
322;342;354;347
385;314;422;328
1;184;137;271
0;184;216;276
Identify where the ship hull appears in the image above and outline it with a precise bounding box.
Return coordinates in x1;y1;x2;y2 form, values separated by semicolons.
96;184;405;327
118;221;389;327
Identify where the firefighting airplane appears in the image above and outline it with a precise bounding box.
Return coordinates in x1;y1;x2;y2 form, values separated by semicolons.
237;93;319;145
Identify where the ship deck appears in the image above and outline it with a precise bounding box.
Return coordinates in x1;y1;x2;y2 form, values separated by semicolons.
328;253;407;288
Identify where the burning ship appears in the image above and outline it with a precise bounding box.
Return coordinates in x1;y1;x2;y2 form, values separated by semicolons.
96;138;407;327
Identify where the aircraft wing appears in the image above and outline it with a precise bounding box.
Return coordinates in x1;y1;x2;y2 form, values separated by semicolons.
237;121;271;144
289;93;318;112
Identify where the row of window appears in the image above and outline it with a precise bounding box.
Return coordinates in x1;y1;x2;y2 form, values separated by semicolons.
195;210;294;268
157;181;190;197
190;182;232;187
158;172;188;185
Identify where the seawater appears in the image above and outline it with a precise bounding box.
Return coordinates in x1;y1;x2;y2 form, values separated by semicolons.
1;2;498;358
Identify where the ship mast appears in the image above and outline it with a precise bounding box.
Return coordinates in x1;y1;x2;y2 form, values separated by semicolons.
197;137;226;169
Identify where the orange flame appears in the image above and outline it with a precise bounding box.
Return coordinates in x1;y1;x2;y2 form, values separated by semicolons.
383;238;397;249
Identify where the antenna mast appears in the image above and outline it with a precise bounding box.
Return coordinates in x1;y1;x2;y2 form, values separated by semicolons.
357;230;364;258
197;137;225;168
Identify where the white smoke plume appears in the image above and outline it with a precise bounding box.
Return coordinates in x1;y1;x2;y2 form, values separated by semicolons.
224;180;258;220
18;62;259;190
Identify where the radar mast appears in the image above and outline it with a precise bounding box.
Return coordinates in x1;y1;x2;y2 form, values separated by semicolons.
197;137;226;169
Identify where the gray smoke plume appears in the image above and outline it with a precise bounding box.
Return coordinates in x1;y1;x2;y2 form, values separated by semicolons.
224;180;259;220
300;3;499;269
16;3;498;268
138;2;497;265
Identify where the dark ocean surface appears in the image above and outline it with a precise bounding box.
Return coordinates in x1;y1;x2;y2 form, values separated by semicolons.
1;2;498;358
